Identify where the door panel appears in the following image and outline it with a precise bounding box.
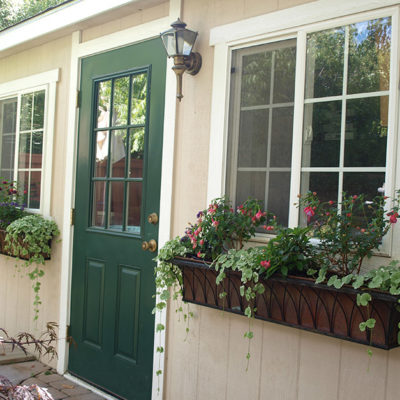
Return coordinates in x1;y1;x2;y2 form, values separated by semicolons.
69;38;166;400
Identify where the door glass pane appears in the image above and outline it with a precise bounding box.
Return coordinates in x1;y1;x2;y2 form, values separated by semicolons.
344;96;388;167
20;93;33;131
112;77;129;126
348;18;391;94
127;181;142;233
18;133;31;168
305;27;345;99
31;132;43;168
97;80;111;128
302;101;342;167
129;128;144;178
95;130;109;177
300;172;339;226
109;181;124;228
92;181;106;227
238;110;269;168
241;51;271;107
33;90;45;129
111;130;127;178
131;73;147;125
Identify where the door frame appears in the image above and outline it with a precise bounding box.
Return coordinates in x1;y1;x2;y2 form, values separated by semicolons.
58;2;182;399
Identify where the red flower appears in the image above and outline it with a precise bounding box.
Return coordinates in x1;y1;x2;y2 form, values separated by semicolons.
388;212;398;224
260;260;271;269
263;225;274;231
328;200;334;205
199;239;204;246
304;206;315;217
353;195;358;200
346;213;352;217
197;251;202;258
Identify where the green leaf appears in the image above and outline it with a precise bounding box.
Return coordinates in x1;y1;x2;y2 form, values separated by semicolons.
365;318;376;329
156;323;165;332
353;276;365;289
359;322;367;332
357;293;372;307
281;266;288;277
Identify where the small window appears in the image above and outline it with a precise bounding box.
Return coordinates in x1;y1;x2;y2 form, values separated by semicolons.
0;89;46;210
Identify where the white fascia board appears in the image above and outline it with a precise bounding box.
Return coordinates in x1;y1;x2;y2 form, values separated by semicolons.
0;0;145;53
209;0;400;45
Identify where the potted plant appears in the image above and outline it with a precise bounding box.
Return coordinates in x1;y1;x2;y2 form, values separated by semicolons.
154;191;400;375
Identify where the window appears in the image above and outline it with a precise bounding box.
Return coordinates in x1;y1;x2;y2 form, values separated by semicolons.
0;69;59;215
0;90;46;209
225;15;394;231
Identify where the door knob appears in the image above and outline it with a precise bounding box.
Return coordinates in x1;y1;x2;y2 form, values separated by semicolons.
148;213;159;225
142;239;157;252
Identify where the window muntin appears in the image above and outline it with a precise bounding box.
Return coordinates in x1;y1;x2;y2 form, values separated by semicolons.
226;39;296;227
0;90;45;209
226;16;393;230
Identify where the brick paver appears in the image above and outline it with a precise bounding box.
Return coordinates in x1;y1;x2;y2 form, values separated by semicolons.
0;360;109;399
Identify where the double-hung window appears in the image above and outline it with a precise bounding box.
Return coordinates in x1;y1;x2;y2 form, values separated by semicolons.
225;13;395;237
0;69;59;215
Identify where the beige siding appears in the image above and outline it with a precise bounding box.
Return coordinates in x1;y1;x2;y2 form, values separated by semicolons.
165;0;400;399
0;35;71;367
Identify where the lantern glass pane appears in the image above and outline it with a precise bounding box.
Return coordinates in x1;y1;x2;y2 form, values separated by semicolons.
161;32;177;57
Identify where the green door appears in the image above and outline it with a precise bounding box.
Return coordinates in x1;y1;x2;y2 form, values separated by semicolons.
69;38;166;400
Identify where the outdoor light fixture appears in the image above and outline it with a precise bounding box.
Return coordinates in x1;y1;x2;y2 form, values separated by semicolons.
160;18;202;101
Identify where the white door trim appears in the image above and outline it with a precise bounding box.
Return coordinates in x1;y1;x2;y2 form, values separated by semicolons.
58;3;181;400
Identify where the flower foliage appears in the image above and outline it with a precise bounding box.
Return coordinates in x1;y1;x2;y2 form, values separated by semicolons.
182;197;274;260
0;178;26;230
299;190;400;276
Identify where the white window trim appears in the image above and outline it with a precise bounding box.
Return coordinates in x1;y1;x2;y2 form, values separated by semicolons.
207;3;400;256
0;69;59;217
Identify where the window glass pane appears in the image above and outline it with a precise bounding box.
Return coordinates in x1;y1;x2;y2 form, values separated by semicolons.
18;171;29;207
92;181;106;227
268;172;291;226
305;27;345;98
270;107;293;168
235;171;266;208
30;171;41;209
109;181;124;229
344;96;388;167
31;132;43;168
111;130;127;178
33;90;45;129
129;128;144;178
348;18;391;94
20;93;33;131
127;181;142;233
112;77;129;126
273;45;296;103
97;80;111;128
240;51;271;107
302;101;341;167
300;172;339;226
18;133;30;169
0;98;17;180
343;172;385;199
131;73;147;125
95;130;109;177
238;110;269;168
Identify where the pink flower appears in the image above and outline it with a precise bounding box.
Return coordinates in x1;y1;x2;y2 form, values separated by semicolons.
212;218;219;228
197;251;202;258
260;260;271;269
361;228;366;233
353;195;358;200
255;210;265;220
304;206;315;217
388;212;398;224
325;212;330;216
329;200;334;205
199;239;204;246
263;225;274;231
251;216;257;223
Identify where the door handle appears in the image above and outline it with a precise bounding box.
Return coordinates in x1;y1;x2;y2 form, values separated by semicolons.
142;239;157;252
148;213;159;225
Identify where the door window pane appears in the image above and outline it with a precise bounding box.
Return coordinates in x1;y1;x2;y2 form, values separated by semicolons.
112;77;129;126
111;130;127;178
109;181;124;228
92;181;106;227
127;181;142;232
131;73;147;125
97;80;111;128
95;130;109;177
129;128;144;178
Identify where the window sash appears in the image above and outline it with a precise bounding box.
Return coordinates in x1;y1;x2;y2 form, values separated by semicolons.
222;9;399;255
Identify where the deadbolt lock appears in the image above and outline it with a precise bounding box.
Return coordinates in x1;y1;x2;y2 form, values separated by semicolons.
148;213;159;225
142;239;157;252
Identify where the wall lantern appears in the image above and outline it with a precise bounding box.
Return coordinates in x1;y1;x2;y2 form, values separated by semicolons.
160;18;202;101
